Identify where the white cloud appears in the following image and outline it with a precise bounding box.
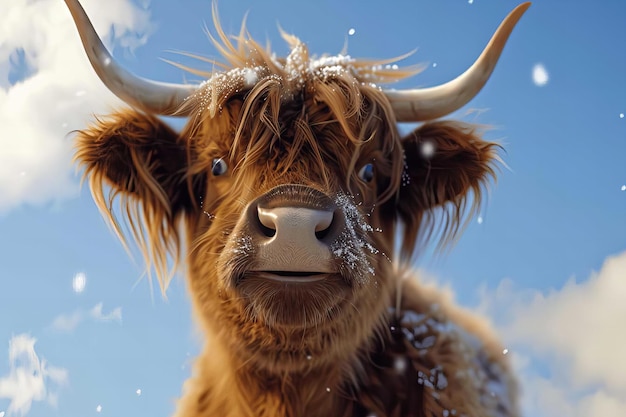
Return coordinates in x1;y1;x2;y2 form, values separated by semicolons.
0;0;153;214
90;303;123;322
0;334;68;416
532;63;549;86
478;251;626;417
49;311;84;333
50;303;122;332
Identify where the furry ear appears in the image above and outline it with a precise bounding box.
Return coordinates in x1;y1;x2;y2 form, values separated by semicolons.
74;108;203;290
397;121;499;258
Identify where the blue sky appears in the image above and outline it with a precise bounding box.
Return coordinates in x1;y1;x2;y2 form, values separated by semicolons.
0;0;625;416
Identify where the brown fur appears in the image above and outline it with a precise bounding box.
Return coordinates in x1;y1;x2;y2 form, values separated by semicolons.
74;12;517;417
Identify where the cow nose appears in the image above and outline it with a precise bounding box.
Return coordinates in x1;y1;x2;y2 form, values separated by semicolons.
251;204;340;273
257;207;334;241
246;185;345;273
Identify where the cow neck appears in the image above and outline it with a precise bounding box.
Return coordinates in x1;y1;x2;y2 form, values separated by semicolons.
192;336;359;417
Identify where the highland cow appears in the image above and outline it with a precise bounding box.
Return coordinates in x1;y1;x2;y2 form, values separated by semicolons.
65;0;530;415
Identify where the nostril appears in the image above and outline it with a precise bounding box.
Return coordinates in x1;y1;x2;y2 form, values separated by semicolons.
257;207;277;237
259;222;276;238
314;227;329;240
314;212;334;240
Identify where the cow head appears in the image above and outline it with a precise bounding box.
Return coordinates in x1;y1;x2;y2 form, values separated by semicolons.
67;0;529;373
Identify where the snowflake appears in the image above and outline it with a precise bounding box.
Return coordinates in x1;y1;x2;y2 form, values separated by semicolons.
72;272;86;293
420;140;436;159
532;63;549;86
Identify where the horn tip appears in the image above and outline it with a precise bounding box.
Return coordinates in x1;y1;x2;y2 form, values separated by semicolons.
515;2;532;14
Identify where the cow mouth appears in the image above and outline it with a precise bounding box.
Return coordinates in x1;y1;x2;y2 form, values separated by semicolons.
237;271;349;328
252;271;330;283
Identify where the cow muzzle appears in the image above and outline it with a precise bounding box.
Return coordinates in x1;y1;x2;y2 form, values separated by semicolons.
245;184;344;281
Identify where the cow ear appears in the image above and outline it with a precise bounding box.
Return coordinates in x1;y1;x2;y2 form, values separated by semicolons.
396;121;499;257
74;109;203;290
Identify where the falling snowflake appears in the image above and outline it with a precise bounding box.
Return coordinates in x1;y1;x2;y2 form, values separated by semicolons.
620;113;624;119
432;62;438;68
348;28;356;36
621;185;626;191
502;348;509;355
532;63;549;86
136;388;142;396
72;272;86;293
420;140;436;159
96;405;102;413
477;215;483;225
0;411;5;417
393;357;407;373
468;0;474;4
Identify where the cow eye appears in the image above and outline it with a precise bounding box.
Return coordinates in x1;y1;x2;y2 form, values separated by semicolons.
211;158;228;176
358;163;374;183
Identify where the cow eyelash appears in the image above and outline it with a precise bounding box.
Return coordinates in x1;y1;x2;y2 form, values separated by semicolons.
211;158;228;176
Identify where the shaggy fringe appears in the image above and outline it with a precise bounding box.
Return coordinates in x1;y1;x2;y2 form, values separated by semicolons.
174;8;418;195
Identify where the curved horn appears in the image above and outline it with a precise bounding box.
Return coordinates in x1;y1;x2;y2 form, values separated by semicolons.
385;2;531;122
64;0;197;116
